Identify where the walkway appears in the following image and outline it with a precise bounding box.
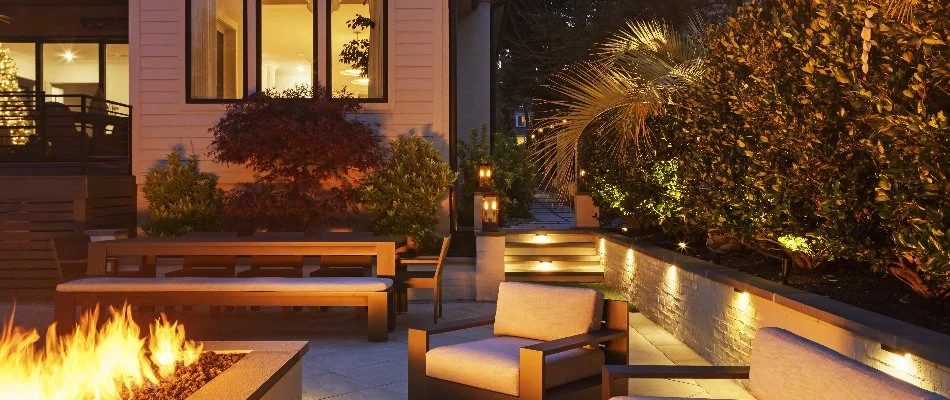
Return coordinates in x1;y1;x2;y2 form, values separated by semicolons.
1;301;752;399
506;192;576;230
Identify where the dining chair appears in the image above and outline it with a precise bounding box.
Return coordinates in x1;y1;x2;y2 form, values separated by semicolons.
237;231;305;278
395;235;451;323
164;232;239;278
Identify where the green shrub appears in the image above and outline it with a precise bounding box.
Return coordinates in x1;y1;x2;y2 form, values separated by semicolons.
457;126;536;226
583;130;685;232
142;152;223;237
866;0;949;299
669;0;887;269
361;136;457;254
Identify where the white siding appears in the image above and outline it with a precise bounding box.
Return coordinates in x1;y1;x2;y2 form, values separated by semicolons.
130;0;453;225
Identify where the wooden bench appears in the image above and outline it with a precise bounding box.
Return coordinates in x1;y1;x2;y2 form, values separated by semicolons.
55;277;396;341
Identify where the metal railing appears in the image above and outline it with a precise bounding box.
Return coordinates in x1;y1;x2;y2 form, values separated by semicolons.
0;91;132;175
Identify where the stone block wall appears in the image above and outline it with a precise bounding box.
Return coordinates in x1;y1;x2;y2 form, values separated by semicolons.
598;232;950;397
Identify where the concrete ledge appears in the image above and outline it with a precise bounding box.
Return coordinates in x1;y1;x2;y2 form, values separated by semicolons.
596;229;950;370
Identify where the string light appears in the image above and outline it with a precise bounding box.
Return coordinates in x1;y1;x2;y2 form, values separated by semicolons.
0;46;33;145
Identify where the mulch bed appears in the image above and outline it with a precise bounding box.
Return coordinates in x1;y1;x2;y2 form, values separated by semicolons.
622;229;950;336
125;352;245;400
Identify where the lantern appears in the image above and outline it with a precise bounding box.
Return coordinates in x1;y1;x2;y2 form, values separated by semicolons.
481;192;499;232
577;169;588;193
477;163;494;191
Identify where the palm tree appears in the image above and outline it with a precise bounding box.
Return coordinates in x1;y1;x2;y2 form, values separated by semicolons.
532;18;706;197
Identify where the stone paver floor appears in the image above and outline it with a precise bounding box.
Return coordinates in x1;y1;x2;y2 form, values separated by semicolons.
1;301;752;399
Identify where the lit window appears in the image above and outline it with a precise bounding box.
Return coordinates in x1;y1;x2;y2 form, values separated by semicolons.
328;0;387;101
514;112;526;128
187;0;245;101
260;0;314;92
43;43;99;104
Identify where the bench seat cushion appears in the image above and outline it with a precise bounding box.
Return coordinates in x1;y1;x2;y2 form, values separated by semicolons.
57;277;392;293
426;336;605;396
750;327;945;400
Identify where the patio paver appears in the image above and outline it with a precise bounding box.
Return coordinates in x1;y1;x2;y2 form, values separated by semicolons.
0;300;752;399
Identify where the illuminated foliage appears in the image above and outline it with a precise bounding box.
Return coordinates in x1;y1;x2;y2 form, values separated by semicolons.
361;136;456;254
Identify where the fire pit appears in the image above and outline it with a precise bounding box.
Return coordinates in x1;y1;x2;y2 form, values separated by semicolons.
0;305;308;400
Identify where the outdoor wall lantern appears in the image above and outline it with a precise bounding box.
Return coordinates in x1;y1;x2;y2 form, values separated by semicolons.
578;168;588;192
481;192;500;232
478;163;494;191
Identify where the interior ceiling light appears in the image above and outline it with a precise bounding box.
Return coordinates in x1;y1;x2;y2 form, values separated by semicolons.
341;69;363;76
62;50;76;62
351;77;370;86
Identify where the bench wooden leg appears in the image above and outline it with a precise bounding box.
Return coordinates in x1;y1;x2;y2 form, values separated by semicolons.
388;289;396;332
54;292;76;336
367;292;388;342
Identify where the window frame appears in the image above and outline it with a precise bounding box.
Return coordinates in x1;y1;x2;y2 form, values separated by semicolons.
185;0;249;104
325;0;389;103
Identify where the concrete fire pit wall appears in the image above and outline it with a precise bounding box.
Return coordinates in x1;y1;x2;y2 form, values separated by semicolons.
596;231;950;397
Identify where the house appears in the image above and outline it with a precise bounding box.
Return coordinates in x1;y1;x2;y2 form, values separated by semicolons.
0;0;491;226
0;0;492;297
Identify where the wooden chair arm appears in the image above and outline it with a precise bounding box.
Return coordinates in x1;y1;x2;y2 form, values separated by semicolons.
522;329;627;356
601;365;750;399
400;258;439;265
410;315;495;336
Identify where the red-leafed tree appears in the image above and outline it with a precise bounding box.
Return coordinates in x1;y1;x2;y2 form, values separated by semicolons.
209;85;384;232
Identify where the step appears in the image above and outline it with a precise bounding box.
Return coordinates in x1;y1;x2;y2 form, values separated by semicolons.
504;242;597;256
505;270;605;283
504;254;601;263
506;260;602;270
505;232;596;244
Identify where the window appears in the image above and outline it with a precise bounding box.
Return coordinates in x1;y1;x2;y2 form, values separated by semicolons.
105;44;129;105
259;0;314;92
43;43;99;105
328;0;387;101
187;0;246;101
514;112;527;128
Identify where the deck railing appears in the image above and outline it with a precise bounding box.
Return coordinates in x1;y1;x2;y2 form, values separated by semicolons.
0;91;132;175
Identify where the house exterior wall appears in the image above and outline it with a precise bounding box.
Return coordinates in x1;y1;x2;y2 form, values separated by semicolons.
129;0;471;231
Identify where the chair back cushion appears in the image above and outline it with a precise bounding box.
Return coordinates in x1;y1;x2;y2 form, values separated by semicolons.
494;282;604;341
749;327;945;400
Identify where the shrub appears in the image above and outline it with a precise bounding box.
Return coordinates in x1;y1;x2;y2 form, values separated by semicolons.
142;152;223;237
361;136;457;254
866;0;949;299
670;0;886;269
209;85;384;232
583;129;686;232
457;126;535;226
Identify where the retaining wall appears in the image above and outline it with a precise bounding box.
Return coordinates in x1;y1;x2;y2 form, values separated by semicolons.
597;231;950;397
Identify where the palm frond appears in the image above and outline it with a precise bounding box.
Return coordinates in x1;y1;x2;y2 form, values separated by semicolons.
882;0;917;22
0;15;10;23
533;18;706;198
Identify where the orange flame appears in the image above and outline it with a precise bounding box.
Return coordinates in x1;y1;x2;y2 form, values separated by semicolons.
0;304;203;399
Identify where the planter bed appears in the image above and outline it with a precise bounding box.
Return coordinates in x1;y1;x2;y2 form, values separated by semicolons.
618;229;950;335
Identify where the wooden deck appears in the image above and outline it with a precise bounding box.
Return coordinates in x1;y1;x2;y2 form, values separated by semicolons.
0;175;136;299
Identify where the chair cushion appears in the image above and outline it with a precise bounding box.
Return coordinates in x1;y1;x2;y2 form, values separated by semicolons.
494;282;604;341
749;327;945;400
57;277;393;292
426;336;604;396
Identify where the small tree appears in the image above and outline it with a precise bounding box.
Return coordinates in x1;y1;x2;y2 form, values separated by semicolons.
361;136;456;253
142;152;223;237
0;45;34;146
209;85;384;232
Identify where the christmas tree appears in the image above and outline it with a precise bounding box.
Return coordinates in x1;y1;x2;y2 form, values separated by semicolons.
0;44;33;145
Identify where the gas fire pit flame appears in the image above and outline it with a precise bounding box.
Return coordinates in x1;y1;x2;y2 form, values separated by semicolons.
0;304;203;400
